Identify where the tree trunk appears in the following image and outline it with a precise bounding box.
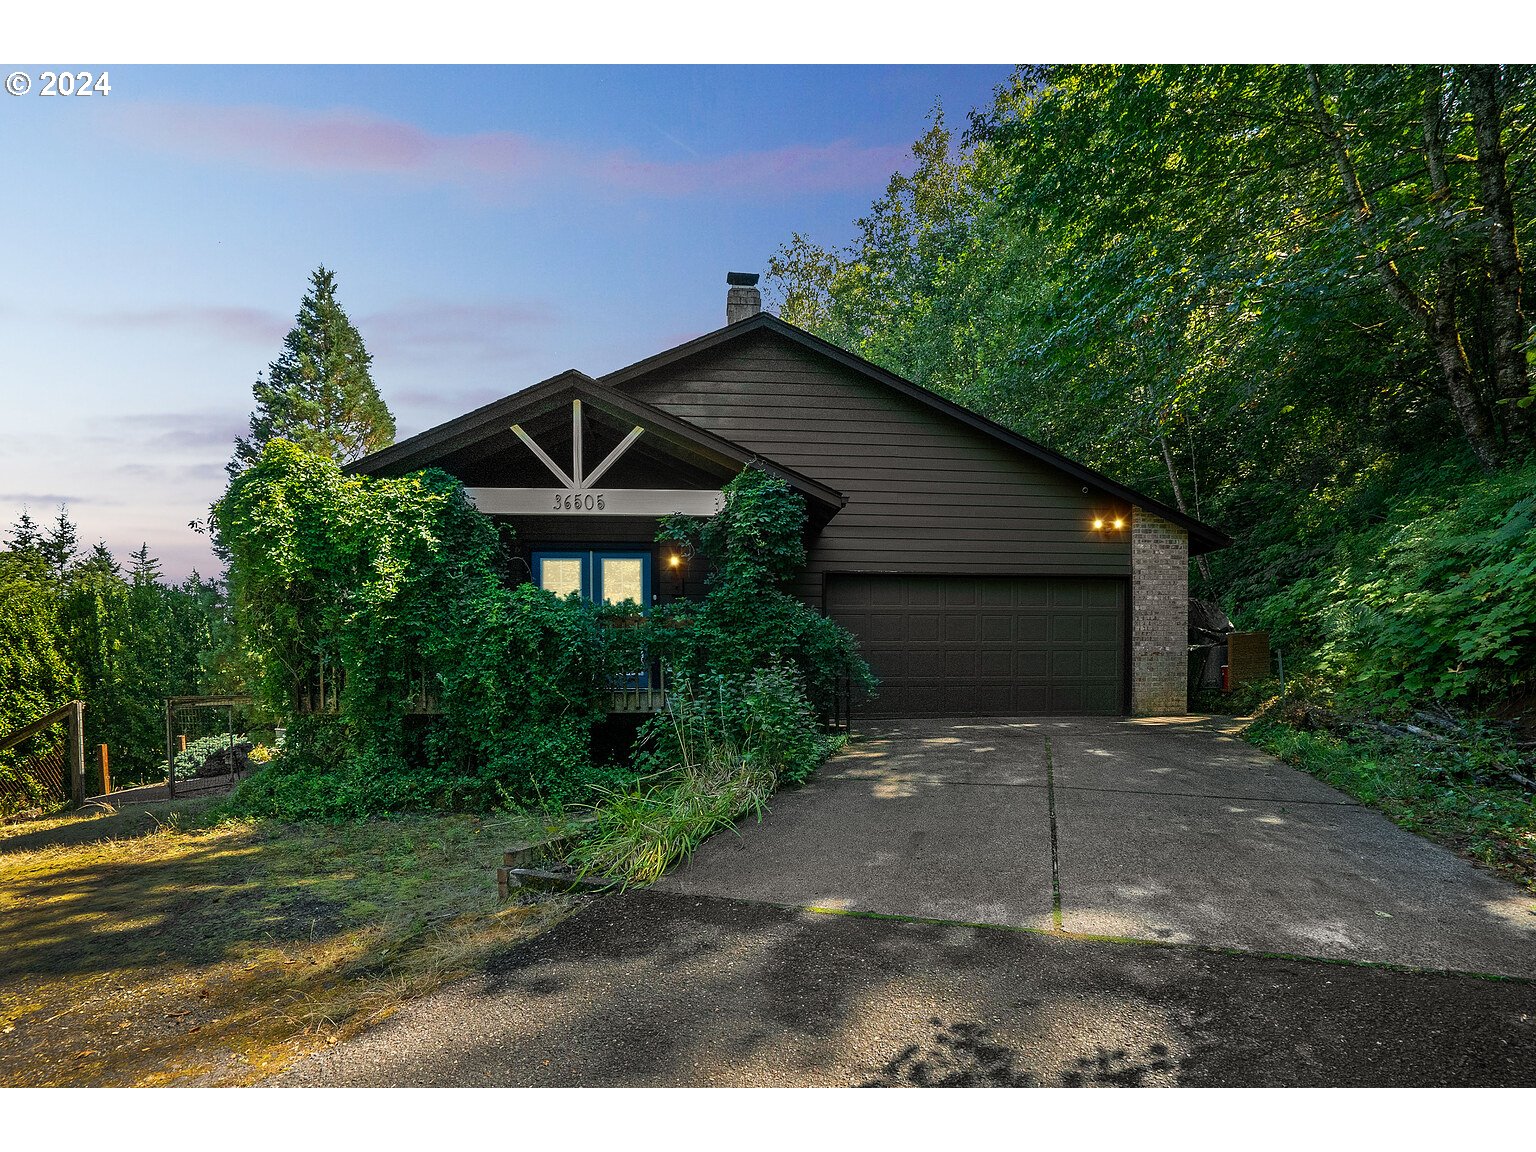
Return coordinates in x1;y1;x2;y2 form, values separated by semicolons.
1305;65;1503;472
1159;433;1212;585
1466;65;1531;439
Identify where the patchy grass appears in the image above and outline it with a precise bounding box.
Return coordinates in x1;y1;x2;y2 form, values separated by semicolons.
0;798;574;1086
1246;717;1536;892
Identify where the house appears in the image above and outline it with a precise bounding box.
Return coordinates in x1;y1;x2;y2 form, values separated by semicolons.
350;274;1228;718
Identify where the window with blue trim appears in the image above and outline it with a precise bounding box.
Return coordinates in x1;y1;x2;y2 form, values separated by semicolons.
532;550;653;687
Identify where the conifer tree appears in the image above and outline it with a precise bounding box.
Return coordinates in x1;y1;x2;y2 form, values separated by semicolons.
82;541;121;578
229;266;395;476
129;543;161;587
6;508;40;552
40;505;78;576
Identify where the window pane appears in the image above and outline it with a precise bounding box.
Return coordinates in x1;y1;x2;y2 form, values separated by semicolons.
540;558;584;599
601;558;644;605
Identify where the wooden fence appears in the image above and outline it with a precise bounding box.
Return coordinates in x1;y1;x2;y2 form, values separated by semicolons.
0;701;86;814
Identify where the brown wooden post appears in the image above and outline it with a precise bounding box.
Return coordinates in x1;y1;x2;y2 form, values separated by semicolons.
68;701;86;806
99;744;110;795
165;699;176;799
179;733;187;753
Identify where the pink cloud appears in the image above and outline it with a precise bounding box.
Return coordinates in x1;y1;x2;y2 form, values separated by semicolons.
110;102;909;199
85;305;290;346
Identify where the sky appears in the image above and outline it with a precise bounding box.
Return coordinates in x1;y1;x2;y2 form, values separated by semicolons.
0;64;1014;579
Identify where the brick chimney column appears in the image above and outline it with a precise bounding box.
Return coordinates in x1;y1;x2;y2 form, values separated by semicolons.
726;271;761;324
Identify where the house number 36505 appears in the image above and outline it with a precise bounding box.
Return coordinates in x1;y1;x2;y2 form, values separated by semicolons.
553;492;606;511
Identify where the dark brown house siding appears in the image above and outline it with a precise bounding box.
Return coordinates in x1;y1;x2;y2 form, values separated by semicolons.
618;328;1133;592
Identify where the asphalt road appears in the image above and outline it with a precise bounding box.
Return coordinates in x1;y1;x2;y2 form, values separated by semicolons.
275;888;1536;1087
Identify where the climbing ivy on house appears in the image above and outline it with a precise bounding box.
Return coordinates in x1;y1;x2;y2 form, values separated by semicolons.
654;466;876;717
215;440;618;817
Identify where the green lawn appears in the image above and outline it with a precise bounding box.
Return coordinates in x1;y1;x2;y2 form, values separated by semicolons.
0;798;572;1086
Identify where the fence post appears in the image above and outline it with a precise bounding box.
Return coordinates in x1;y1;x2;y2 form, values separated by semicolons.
68;701;86;806
165;699;176;799
99;744;110;795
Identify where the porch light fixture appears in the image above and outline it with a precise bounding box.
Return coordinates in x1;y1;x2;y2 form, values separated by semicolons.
666;553;682;569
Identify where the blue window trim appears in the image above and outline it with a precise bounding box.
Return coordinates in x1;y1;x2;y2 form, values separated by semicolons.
593;551;652;610
532;550;653;687
531;551;590;599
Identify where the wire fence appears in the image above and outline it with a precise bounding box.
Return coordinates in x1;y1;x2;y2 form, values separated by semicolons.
165;696;262;795
0;724;69;817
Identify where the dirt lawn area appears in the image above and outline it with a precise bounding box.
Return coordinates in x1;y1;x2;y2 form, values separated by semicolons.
0;798;573;1086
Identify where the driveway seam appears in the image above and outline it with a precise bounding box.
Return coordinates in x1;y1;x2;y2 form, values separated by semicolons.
1054;784;1361;807
1045;736;1064;932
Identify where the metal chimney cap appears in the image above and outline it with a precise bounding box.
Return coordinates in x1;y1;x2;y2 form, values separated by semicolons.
726;271;759;287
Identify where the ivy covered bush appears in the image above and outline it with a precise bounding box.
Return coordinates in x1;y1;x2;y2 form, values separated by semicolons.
216;441;616;818
214;448;874;826
652;466;877;716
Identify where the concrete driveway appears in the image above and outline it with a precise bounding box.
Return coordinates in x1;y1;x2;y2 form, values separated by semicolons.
657;716;1536;977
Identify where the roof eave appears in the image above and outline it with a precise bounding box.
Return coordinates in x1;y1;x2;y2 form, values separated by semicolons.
602;313;1230;553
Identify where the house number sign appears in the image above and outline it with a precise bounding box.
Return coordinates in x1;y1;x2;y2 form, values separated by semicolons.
555;492;607;512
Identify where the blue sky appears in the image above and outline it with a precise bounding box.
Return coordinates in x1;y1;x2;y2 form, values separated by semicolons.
0;64;1012;577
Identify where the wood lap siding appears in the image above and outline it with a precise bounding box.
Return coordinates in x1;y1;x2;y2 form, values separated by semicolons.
621;331;1132;580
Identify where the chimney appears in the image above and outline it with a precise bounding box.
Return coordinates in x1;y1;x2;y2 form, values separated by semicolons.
726;271;761;324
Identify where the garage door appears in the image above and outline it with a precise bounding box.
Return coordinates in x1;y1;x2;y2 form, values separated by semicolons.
826;575;1126;717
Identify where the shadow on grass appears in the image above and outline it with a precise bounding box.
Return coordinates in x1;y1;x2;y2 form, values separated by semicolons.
0;823;351;981
0;799;218;856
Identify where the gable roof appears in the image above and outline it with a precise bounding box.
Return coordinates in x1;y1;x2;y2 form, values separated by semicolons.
347;368;847;515
601;312;1231;555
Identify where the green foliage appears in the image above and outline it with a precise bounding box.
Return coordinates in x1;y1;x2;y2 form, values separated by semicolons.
1247;715;1535;890
0;550;77;760
216;441;613;818
229;266;395;477
2;512;224;787
171;732;248;781
634;666;834;789
570;671;836;887
654;467;876;714
1257;460;1536;710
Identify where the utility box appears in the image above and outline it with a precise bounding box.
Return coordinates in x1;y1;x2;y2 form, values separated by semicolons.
1226;631;1271;688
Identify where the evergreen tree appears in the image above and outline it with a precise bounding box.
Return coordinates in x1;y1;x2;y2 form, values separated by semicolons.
6;508;40;552
129;543;161;587
81;541;121;578
40;505;78;576
229;266;395;476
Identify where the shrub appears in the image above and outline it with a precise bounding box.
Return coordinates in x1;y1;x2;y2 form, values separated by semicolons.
654;467;876;716
217;442;611;818
1253;459;1536;712
575;668;840;886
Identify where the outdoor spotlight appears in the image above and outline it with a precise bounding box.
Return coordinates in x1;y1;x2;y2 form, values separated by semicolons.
1092;518;1105;530
1112;517;1125;530
667;554;681;568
